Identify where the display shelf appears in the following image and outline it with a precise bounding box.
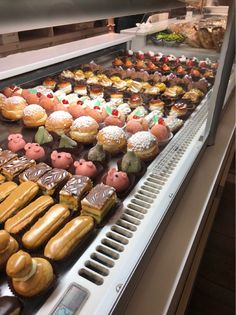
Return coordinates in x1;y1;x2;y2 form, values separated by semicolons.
0;33;134;80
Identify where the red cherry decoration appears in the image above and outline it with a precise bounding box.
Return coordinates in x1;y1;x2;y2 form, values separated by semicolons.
47;93;53;99
133;115;140;119
158;117;165;125
111;109;119;116
9;85;16;90
36;92;42;97
94;106;100;110
62;99;69;104
77;100;83;105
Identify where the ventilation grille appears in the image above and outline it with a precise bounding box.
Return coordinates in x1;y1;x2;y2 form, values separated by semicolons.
79;100;208;285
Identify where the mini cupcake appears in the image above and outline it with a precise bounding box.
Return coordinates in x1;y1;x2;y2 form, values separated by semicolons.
128;93;143;109
90;85;104;99
43;78;57;90
74;83;88;96
57;81;72;94
148;99;165;112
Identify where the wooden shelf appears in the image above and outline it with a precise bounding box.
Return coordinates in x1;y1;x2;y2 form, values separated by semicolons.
0;20;108;56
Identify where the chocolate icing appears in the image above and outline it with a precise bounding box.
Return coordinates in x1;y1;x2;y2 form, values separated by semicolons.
0;150;17;167
84;183;115;209
1;156;35;177
19;162;52;182
61;175;91;197
38;168;70;190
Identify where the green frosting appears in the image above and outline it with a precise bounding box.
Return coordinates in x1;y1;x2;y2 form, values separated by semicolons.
121;151;142;173
35;126;53;145
88;143;106;162
59;134;77;148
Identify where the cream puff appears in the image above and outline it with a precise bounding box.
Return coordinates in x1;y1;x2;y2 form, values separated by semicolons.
70;116;99;143
45;111;73;135
97;126;127;155
74;69;85;81
89;86;104;99
23;104;47;127
61;69;75;79
169;103;188;117
148;99;165;112
74;83;88;96
2;96;27;121
0;93;6;110
127;131;159;161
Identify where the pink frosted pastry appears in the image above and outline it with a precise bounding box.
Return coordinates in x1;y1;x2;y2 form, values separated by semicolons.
151;118;171;142
54;99;70;112
105;168;130;193
126;117;149;134
39;93;59;112
85;105;107;124
74;159;97;178
24;143;45;160
104;109;126;127
2;85;19;97
8;134;26;152
68;100;87;118
24;90;42;104
51;151;73;170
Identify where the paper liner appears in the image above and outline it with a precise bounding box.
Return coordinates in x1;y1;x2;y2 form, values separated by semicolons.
101;172;136;200
7;254;58;302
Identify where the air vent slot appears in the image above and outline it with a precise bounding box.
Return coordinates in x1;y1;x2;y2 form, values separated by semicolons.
116;220;137;232
85;260;109;276
96;245;120;260
101;239;124;252
128;203;147;214
125;208;144;220
121;213;141;225
134;193;154;204
131;199;151;209
79;268;103;285
111;225;133;238
141;185;159;194
144;181;161;190
106;232;129;245
90;252;115;268
138;188;157;199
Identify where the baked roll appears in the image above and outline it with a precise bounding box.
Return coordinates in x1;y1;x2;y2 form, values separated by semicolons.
44;215;94;261
0;230;19;269
22;104;47;127
0;181;18;202
22;204;70;250
6;250;54;297
59;175;93;210
2;96;27;121
0;181;39;223
5;195;54;234
81;183;117;223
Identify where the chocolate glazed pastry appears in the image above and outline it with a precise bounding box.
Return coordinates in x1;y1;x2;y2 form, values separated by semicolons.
19;163;52;183
0;296;23;315
1;156;36;181
0;150;17;168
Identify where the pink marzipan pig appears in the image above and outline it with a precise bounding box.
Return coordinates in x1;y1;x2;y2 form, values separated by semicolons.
74;159;97;178
24;143;45;160
8;134;26;152
105;168;130;193
51;150;73;169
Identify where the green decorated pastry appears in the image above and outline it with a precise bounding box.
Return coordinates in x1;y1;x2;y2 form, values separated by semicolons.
88;144;106;162
121;151;142;173
35;126;53;145
59;134;77;148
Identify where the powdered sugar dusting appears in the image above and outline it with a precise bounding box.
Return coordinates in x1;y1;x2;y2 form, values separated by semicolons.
72;116;98;129
100;126;126;143
48;111;72;122
6;96;26;104
128;131;157;151
23;104;45;116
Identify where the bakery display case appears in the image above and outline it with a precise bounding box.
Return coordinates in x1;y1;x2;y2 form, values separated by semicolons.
0;1;235;315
